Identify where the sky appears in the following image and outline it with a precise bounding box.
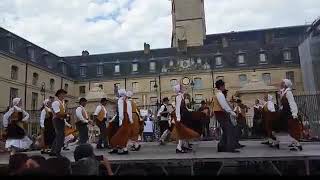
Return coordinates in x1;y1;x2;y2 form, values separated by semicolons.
0;0;319;56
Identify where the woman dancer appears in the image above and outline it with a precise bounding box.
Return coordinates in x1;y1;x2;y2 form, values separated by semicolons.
39;99;55;154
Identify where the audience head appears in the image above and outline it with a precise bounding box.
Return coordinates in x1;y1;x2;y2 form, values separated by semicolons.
215;80;225;91
29;155;46;167
8;153;29;175
74;143;95;161
45;157;72;176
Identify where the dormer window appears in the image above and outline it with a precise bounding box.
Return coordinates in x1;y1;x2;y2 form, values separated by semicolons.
80;65;87;77
114;64;120;73
9;39;15;53
283;49;292;61
29;48;35;61
259;52;267;63
97;64;103;76
238;54;245;64
169;60;174;67
215;56;222;67
60;60;67;75
132;63;138;73
149;61;156;72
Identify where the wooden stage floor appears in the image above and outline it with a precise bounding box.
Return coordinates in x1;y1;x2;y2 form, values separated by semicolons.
1;140;320;175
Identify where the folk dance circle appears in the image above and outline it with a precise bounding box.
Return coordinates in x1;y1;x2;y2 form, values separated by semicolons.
1;78;303;156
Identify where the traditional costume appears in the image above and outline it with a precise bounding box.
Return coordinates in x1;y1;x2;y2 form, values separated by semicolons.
172;84;200;153
273;79;302;151
213;80;239;153
198;102;211;139
252;100;263;137
75;98;89;144
127;91;142;151
3;98;32;153
93;101;108;149
234;100;248;140
40;99;55;154
158;98;174;145
261;95;277;145
109;89;133;155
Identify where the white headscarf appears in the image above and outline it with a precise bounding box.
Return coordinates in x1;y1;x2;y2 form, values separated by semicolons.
126;91;133;98
12;98;21;107
267;94;273;101
118;89;127;97
265;94;275;112
282;79;292;89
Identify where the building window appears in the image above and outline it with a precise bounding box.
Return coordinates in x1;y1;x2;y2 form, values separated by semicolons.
9;39;15;53
149;62;156;71
262;73;271;85
132;82;139;92
32;73;39;86
194;78;202;90
11;66;18;80
150;81;157;92
150;97;158;105
64;83;69;92
196;57;202;64
9;88;18;105
286;71;295;84
238;54;245;64
62;63;67;75
239;74;247;86
80;66;87;77
50;79;55;91
114;64;120;73
31;92;38;110
259;53;267;63
215;56;222;66
170;79;178;89
132;63;138;72
216;76;224;81
97;65;103;76
169;60;174;67
29;48;35;61
195;94;203;104
79;86;86;95
283;50;292;61
99;84;103;90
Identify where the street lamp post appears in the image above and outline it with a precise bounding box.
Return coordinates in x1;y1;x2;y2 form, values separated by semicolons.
40;82;46;101
153;78;159;109
190;79;195;108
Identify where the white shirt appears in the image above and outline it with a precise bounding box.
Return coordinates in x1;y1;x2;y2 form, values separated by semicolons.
175;93;183;121
52;100;65;114
118;97;133;126
283;89;298;118
144;118;153;133
93;104;107;118
157;104;171;121
40;107;52;128
3;106;29;128
76;105;89;124
264;101;276;112
216;90;233;114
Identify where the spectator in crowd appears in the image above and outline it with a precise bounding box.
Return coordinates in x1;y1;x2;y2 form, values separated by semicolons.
143;111;154;142
73;143;113;176
8;153;29;175
44;157;72;176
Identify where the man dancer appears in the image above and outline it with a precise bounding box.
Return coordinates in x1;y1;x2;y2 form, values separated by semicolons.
213;80;239;153
157;97;174;145
50;89;68;157
93;98;108;149
75;98;91;144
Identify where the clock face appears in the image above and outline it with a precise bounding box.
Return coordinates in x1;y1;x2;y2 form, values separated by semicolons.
182;77;190;85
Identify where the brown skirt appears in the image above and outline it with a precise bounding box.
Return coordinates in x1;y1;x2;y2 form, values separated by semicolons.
262;112;278;138
128;113;140;141
288;118;302;140
173;121;200;140
107;121;119;143
110;115;130;148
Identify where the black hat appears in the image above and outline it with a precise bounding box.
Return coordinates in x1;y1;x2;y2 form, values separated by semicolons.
79;98;87;103
55;89;67;97
215;80;225;89
201;100;206;105
100;98;107;103
236;99;242;103
162;97;169;102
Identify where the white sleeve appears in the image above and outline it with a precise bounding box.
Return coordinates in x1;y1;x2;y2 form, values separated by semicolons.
175;95;182;121
286;91;298;118
216;92;233;113
118;99;124;123
267;102;276;112
76;107;87;123
52;101;60;114
64;119;71;127
127;100;133;123
40;109;46;128
21;109;30;122
157;105;165;117
93;105;102;116
3;108;13;128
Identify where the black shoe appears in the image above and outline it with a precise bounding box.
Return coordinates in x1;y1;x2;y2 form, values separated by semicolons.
117;150;129;155
176;149;187;153
236;144;245;149
288;144;295;148
290;147;298;151
108;149;118;154
297;145;303;151
131;144;141;151
182;146;192;151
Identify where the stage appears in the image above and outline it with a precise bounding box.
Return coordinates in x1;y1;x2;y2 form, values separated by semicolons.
1;140;320;175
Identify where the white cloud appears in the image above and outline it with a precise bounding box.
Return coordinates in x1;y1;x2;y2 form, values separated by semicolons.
0;0;319;56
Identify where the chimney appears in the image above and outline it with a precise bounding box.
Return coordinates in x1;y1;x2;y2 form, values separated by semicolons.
82;50;89;56
144;43;150;55
222;37;228;48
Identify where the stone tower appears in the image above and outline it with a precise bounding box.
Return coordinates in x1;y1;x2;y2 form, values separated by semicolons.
171;0;206;48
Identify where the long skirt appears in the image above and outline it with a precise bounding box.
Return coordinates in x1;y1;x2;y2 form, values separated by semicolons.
110;115;130;149
288;118;303;140
44;118;55;147
129;113;140;141
107;121;119;143
173;121;200;140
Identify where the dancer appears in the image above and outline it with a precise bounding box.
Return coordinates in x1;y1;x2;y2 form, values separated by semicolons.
252;99;263;137
75;98;90;144
109;89;133;155
233;99;247;148
158;97;174;145
39;99;55;154
198;100;211;139
3;98;32;154
93;98;108;149
213;80;239;153
172;84;200;153
107;105;119;148
126;91;142;151
272;79;303;151
50;89;68;157
261;94;276;145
